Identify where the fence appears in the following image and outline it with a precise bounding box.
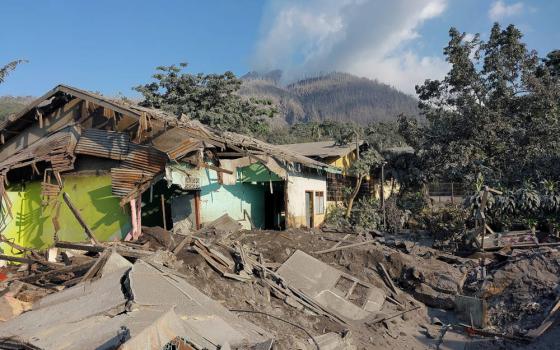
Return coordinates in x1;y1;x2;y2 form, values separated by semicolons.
428;182;466;204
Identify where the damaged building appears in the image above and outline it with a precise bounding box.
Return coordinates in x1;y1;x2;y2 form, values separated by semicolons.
0;85;340;251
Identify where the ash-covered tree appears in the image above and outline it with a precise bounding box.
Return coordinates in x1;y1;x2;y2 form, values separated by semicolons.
403;24;560;187
345;149;384;218
135;63;276;137
0;59;26;85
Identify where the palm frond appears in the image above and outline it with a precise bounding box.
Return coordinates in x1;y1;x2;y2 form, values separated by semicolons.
0;59;28;84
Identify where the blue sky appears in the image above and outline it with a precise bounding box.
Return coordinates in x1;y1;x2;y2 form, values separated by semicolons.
1;0;558;96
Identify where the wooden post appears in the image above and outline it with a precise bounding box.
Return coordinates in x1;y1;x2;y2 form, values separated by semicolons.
62;192;99;245
194;191;201;230
451;182;455;204
355;131;360;160
381;162;386;228
161;194;167;231
479;187;489;251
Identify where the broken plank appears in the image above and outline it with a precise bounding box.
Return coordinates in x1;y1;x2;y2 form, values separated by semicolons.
80;249;111;283
377;262;399;296
526;297;560;338
313;239;377;254
62;192;100;245
172;234;192;255
16;260;96;284
198;162;234;175
327;233;351;251
0;254;47;266
54;241;152;259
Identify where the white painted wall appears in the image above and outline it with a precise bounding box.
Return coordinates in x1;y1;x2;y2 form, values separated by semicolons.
286;171;327;228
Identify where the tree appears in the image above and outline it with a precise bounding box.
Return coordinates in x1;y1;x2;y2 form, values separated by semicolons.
0;60;27;85
135;63;276;137
544;50;560;76
405;24;560;187
345;149;384;218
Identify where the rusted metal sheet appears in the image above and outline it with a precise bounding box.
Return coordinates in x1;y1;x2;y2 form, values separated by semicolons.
75;129;130;160
110;167;154;197
122;143;167;175
0;126;78;175
150;127;203;160
167;138;202;160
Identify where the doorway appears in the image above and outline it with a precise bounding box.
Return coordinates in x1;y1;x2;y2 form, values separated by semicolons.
264;181;285;230
305;191;314;228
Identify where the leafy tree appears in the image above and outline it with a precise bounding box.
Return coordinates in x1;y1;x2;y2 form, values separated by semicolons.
265;120;363;145
135;63;276;137
364;120;407;151
0;60;26;85
405;24;560;187
345;149;384;218
544;50;560;76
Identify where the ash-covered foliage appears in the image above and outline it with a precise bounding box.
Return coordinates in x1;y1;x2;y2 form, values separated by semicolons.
400;24;560;187
135;63;276;137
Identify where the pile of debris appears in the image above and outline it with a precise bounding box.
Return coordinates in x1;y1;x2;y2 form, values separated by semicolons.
2;220;560;349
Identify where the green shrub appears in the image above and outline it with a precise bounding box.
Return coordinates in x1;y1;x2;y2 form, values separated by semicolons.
421;205;469;243
325;205;350;228
352;196;382;230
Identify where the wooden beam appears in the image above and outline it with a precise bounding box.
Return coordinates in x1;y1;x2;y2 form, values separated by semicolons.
58;85;140;119
313;239;377;254
161;194;167;231
54;241;153;259
0;254;59;268
199;162;234;175
226;143;268;164
194;191;201;230
62;192;100;245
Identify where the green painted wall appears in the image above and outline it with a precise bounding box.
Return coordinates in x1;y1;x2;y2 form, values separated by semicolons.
199;167;265;229
238;163;282;183
0;175;131;253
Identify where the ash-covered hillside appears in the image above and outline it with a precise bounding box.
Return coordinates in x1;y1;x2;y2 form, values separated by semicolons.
240;71;420;126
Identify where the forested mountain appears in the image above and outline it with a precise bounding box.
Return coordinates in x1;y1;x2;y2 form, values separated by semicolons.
0;96;34;121
240;71;420;126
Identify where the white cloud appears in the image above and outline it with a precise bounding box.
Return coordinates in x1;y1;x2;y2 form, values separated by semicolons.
252;0;449;95
488;1;524;21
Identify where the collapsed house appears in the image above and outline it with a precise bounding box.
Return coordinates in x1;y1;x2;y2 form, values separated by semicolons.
0;85;340;251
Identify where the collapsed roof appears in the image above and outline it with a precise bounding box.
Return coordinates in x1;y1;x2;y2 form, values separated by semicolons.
0;84;339;206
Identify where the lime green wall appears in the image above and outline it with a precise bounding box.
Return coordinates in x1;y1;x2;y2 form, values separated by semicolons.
0;175;131;253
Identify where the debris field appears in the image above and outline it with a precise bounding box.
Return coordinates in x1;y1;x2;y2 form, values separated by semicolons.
1;222;560;349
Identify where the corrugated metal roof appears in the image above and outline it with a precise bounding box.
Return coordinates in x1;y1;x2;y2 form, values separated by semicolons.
75;129;130;160
121;143;167;175
110;168;153;197
279;140;363;159
1;84;339;174
0;126;79;174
